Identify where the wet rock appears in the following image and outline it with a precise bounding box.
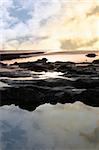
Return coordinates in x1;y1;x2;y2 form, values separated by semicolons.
0;51;44;61
36;58;48;64
11;59;76;72
0;58;99;110
0;74;99;111
0;68;31;78
79;89;99;107
73;78;99;89
55;62;75;72
16;60;54;72
0;87;45;111
0;62;7;67
92;59;99;64
86;53;97;58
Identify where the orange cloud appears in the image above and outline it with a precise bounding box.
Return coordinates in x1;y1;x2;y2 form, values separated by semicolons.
2;0;99;51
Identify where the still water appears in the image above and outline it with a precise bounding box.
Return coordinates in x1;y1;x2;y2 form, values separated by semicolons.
0;102;99;150
0;51;99;149
2;51;99;64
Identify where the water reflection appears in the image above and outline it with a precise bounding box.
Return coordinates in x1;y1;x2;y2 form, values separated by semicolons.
2;51;99;65
0;102;99;150
0;71;71;81
0;81;10;88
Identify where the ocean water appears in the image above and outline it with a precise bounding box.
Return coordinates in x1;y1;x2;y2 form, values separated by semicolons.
0;102;99;150
2;51;99;64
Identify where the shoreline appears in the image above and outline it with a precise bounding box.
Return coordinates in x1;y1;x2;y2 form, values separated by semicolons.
1;51;99;65
0;57;99;111
0;51;44;61
0;50;99;61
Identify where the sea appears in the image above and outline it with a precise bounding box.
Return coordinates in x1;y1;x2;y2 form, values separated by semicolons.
0;50;99;150
2;50;99;64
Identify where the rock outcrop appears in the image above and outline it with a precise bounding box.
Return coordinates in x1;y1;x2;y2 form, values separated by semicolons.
0;58;99;111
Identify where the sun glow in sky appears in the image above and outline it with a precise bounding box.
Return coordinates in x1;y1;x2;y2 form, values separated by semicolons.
0;0;99;51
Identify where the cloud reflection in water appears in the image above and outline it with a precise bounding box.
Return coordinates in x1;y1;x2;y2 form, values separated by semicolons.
0;102;99;150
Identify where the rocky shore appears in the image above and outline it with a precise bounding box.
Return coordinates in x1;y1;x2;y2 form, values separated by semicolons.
0;58;99;111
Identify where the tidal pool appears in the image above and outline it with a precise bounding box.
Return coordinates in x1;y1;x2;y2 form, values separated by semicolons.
0;102;99;150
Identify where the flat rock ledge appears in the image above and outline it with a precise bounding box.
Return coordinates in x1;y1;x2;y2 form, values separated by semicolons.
0;58;99;111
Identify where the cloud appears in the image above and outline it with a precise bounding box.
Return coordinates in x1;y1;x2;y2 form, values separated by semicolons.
0;0;99;51
87;5;99;16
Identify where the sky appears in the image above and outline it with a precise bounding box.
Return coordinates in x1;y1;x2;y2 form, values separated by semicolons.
0;0;99;51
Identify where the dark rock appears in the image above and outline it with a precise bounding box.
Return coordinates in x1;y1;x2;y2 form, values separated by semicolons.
0;58;99;110
36;58;48;64
92;59;99;64
0;77;99;111
55;62;75;72
79;89;99;107
0;51;44;61
86;53;97;58
15;59;54;72
0;87;45;111
0;62;7;67
73;78;99;89
12;62;18;66
11;59;76;72
0;69;31;78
